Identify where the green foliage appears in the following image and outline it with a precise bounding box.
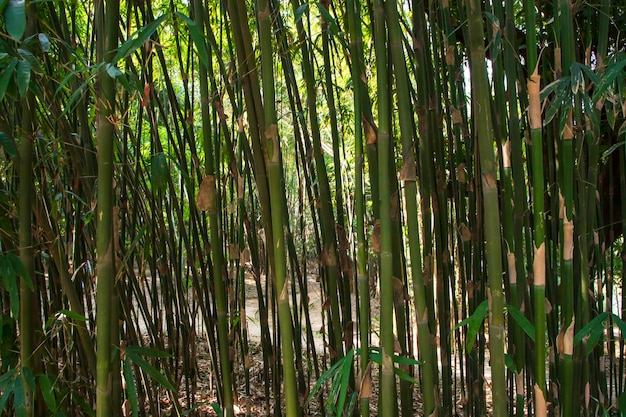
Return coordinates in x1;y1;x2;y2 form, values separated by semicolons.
3;0;25;41
0;252;33;318
307;347;421;416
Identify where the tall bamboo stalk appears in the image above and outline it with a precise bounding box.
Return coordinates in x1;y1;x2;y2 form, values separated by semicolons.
525;0;548;415
18;3;39;415
346;0;371;414
256;0;300;414
192;1;235;415
95;0;120;415
372;0;397;413
464;0;506;416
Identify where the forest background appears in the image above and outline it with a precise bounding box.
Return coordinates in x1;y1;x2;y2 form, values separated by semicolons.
1;0;626;416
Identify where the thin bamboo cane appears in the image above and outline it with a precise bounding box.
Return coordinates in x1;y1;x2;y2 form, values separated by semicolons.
464;0;507;415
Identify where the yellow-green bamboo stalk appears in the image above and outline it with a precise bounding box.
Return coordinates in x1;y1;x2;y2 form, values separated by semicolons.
346;0;371;414
256;0;300;414
464;0;506;415
557;1;576;414
95;0;120;415
386;0;435;413
372;0;397;413
525;0;548;414
192;1;235;415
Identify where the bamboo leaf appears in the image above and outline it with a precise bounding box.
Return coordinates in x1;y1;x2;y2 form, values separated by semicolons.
504;354;516;373
315;3;339;36
174;12;210;69
0;374;14;411
123;356;139;417
125;350;175;391
17;48;42;74
16;59;30;97
609;313;626;336
39;374;57;411
295;3;309;22
151;152;169;192
5;0;26;40
7;252;33;290
0;132;17;157
452;299;488;353
13;373;26;417
587;322;604;355
336;348;354;416
574;311;609;346
0;58;18;101
570;61;584;94
592;58;626;104
505;303;535;342
601;138;626;161
113;14;167;63
38;33;50;53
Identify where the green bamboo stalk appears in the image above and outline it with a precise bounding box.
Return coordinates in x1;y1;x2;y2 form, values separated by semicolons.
464;0;507;416
256;0;300;414
18;3;39;415
413;0;440;393
502;1;528;413
287;0;345;361
95;0;120;415
556;1;576;414
385;0;435;414
371;0;397;413
192;1;235;415
345;0;371;413
525;0;548;414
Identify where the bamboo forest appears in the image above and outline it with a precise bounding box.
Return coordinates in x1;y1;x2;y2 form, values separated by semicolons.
2;0;626;415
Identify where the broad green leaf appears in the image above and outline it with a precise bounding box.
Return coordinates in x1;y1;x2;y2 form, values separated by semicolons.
0;374;15;411
505;303;535;342
295;3;309;22
306;354;344;404
123;357;139;417
14;373;26;417
113;14;167;63
16;59;30;97
484;12;501;61
17;48;42;74
125;350;175;391
393;365;418;384
5;0;26;41
336;348;354;416
105;63;123;79
151;152;169;192
38;33;50;53
39;374;57;411
610;313;626;336
211;403;223;417
587;322;604;355
592;58;626;104
601;139;625;161
504;354;516;373
570;60;584;94
58;309;88;322
574;311;608;346
0;132;17;157
0;58;18;101
175;12;210;68
8;252;33;290
315;3;339;36
452;299;489;353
